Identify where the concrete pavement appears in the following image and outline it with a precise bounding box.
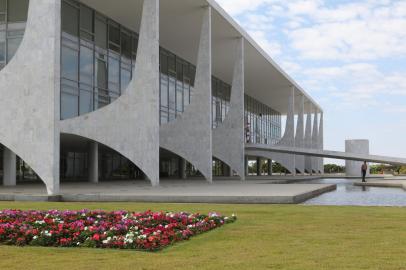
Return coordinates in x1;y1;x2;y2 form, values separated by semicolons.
0;179;336;204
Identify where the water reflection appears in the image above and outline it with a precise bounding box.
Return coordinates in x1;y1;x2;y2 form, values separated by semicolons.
303;178;406;206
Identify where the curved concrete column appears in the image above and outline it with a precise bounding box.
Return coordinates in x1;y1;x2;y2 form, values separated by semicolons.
160;6;213;182
268;87;296;174
304;103;313;173
0;0;61;194
318;113;324;173
346;140;370;177
294;94;305;173
212;37;245;180
311;109;319;173
60;0;160;186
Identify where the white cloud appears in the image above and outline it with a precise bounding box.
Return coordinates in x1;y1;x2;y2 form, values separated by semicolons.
216;0;406;159
215;0;270;16
284;1;406;61
248;30;282;56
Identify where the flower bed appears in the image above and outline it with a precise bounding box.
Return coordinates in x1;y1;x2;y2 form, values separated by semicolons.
0;209;236;251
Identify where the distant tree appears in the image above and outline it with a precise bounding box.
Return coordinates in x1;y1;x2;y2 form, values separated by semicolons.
399;166;406;174
324;164;345;174
370;164;401;175
272;162;288;174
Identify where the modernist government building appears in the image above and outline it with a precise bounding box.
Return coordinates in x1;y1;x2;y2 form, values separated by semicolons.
0;0;324;195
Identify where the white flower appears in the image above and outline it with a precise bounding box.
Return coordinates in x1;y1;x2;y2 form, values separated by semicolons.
137;234;147;240
33;236;38;240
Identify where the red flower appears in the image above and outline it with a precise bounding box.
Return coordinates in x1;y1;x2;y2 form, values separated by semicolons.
92;234;100;241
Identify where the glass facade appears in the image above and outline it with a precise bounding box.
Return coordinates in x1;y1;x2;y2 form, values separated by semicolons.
212;157;230;177
61;0;138;120
59;0;283;178
212;76;231;129
61;0;235;127
0;0;29;70
245;95;282;145
159;47;196;124
60;148;144;181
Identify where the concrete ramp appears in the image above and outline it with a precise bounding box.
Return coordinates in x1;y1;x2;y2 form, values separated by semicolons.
246;144;406;165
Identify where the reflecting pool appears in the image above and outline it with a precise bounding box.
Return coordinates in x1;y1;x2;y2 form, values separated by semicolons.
303;178;406;206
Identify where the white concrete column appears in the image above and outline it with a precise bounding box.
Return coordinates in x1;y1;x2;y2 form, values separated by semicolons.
311;109;319;173
346;140;370;177
304;102;313;174
269;87;296;175
318;112;324;173
159;6;213;183
285;87;296;147
88;141;98;183
212;37;245;180
3;147;16;186
60;0;160;187
295;94;305;174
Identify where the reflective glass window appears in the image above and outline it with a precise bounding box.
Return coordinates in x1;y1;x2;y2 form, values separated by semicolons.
62;2;79;37
108;56;120;93
61;46;78;81
168;74;176;112
160;74;168;108
61;91;78;120
95;57;107;89
8;0;28;22
7;37;22;61
121;31;132;60
0;31;5;63
0;0;5;13
176;80;183;113
79;85;93;114
108;22;120;52
95;16;107;49
80;5;93;33
120;68;131;92
79;45;93;85
183;79;190;107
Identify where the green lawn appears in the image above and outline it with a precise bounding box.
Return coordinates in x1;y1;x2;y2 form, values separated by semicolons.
0;202;405;270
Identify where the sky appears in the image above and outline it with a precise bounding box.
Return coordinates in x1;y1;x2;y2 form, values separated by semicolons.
216;0;406;163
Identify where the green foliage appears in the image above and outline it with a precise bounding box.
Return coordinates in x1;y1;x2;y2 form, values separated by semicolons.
324;164;345;174
272;162;288;174
370;164;403;174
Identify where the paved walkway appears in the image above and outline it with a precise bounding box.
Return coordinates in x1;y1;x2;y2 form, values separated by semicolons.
354;178;406;191
0;178;336;204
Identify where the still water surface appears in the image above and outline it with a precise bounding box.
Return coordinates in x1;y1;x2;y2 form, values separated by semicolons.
303;178;406;206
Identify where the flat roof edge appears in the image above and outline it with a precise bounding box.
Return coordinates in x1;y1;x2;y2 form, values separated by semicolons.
206;0;323;112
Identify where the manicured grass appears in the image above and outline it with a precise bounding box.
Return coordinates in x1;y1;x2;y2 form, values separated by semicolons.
0;202;405;270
